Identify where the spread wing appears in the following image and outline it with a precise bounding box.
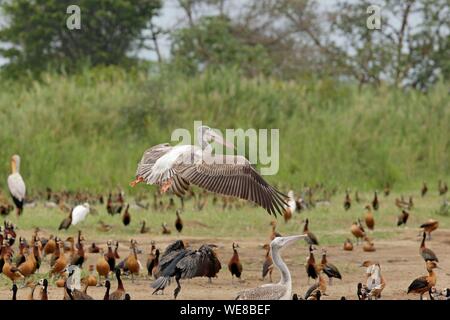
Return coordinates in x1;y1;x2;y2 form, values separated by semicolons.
135;143;172;179
236;284;287;300
7;173;26;201
175;155;287;216
176;245;221;279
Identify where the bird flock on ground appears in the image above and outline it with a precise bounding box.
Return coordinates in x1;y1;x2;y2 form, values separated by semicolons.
1;126;450;300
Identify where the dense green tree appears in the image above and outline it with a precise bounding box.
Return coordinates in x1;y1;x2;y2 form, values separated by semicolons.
0;0;161;77
171;15;272;76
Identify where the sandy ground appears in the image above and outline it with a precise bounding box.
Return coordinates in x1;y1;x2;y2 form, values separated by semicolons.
1;227;449;300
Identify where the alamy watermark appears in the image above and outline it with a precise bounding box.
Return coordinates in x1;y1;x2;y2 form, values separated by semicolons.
66;5;81;30
367;5;382;30
171;121;279;176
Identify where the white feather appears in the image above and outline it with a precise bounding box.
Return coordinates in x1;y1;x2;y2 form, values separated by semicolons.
7;173;26;201
71;203;90;225
147;145;199;184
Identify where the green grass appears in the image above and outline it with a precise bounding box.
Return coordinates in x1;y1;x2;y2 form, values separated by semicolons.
0;67;449;193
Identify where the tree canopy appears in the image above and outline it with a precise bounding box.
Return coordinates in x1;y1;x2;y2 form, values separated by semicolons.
0;0;161;77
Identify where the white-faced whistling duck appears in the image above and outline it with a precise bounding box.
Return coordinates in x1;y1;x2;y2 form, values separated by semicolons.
32;240;41;272
397;209;409;226
49;237;61;267
146;241;157;277
303;219;319;245
283;190;296;222
357;282;368;300
306;245;318;284
151;241;221;299
343;190;351;210
420;232;439;262
407;261;439;300
96;249;110;285
228;242;243;283
88;242;101;253
261;244;273;282
421;182;428;197
364;205;374;231
363;236;376;252
15;237;26;266
70;231;85;267
103;279;111;300
162;222;171;234
372;191;379;210
350;219;365;245
140;220;150;234
63;266;94;300
440;288;450;300
269;221;282;240
58;211;72;230
383;183;390;197
175;209;183;233
438;180;448;195
125;239;140;282
18;247;37;280
97;220;113;232
38;279;48;300
7;155;26;217
420;219;439;240
114;241;120;259
122;204;131;226
321;249;342;285
105;240;116;273
2;253;24;284
109;269;127;300
343;238;353;251
43;235;56;257
50;241;67;278
11;283;18;300
305;266;326;299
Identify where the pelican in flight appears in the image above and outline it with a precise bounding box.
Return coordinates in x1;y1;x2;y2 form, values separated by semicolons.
235;235;306;300
131;126;287;215
7;155;26;216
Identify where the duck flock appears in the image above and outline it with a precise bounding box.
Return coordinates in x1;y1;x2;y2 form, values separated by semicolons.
1;127;450;300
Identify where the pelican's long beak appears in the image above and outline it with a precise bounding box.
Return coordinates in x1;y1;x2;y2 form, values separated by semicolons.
284;234;306;246
210;131;235;150
10;158;16;174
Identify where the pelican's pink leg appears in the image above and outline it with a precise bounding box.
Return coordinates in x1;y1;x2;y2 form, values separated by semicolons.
130;176;144;187
160;179;173;193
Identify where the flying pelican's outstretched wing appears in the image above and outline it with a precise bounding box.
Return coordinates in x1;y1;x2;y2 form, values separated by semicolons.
174;154;288;216
135;143;173;181
236;284;288;300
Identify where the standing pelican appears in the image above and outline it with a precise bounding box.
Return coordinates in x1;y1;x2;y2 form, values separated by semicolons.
131;126;287;215
7;155;26;216
235;235;306;300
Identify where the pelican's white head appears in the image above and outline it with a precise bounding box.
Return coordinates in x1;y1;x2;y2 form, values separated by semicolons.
11;154;21;173
83;202;90;210
271;234;306;251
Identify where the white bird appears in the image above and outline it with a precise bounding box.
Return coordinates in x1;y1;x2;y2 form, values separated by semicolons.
71;203;90;225
286;190;297;212
235;235;306;300
131;125;287;216
7;154;26;216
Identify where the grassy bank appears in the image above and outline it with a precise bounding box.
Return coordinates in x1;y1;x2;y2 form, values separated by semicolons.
0;67;449;192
